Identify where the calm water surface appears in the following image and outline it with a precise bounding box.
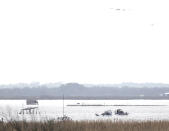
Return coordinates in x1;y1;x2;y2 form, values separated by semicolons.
0;100;169;121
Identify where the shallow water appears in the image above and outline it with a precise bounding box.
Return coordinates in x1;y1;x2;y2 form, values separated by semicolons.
0;100;169;121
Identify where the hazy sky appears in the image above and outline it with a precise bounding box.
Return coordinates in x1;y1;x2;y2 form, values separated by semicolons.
0;0;169;84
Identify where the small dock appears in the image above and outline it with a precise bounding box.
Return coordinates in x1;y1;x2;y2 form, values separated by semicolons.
19;107;40;114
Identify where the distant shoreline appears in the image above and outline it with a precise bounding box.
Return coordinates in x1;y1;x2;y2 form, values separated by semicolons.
67;104;167;106
0;96;169;100
1;83;169;100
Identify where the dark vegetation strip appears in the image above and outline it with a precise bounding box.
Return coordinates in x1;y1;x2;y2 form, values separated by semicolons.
1;120;169;131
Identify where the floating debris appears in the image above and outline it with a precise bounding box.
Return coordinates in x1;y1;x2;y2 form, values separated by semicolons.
95;113;100;116
109;8;127;11
57;115;72;121
101;110;112;116
116;8;121;11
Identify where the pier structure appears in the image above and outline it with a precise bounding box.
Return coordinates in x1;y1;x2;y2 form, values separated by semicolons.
19;107;40;115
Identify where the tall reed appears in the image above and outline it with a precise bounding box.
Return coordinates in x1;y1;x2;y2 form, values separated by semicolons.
0;120;169;131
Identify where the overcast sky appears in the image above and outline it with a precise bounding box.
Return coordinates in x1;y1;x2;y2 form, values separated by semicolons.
0;0;169;84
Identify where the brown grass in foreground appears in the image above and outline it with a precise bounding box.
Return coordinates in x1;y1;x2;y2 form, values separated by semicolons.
0;120;169;131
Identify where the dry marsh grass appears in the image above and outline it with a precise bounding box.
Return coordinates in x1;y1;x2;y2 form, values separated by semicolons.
0;120;169;131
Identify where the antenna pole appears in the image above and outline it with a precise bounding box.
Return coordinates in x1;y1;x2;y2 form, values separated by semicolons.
63;94;64;117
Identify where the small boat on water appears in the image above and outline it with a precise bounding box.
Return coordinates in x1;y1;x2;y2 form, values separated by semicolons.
115;109;128;115
101;110;112;116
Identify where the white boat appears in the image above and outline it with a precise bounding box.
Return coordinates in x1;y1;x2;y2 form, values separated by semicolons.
115;109;128;115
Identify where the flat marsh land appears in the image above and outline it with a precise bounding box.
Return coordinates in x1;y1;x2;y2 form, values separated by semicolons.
0;120;169;131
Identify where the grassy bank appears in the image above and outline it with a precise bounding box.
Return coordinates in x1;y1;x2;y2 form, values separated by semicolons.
0;120;169;131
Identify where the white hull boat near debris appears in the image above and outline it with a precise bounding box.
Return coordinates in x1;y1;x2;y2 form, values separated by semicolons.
115;109;128;115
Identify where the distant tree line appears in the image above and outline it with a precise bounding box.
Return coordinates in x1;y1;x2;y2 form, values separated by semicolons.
0;83;169;99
